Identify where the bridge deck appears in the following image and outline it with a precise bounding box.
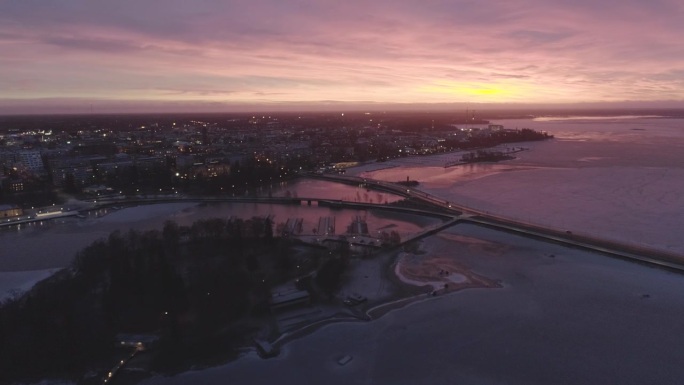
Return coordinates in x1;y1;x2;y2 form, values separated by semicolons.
306;172;684;271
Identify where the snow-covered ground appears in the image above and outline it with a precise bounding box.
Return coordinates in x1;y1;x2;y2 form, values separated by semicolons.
137;223;684;385
351;117;684;254
0;268;59;302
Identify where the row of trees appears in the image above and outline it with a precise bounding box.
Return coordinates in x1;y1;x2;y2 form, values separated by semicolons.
460;150;515;163
444;128;553;150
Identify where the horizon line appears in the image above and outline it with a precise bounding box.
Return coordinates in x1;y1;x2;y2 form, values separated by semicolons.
1;99;684;116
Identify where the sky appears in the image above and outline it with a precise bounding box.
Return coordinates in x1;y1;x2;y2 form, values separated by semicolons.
1;0;684;113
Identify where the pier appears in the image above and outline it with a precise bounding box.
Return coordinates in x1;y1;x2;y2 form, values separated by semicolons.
316;216;335;235
283;218;303;236
347;215;369;235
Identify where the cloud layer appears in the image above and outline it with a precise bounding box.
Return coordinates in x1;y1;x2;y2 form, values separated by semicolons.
1;0;683;112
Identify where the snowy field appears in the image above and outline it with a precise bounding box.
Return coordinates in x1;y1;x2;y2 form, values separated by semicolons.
351;117;684;254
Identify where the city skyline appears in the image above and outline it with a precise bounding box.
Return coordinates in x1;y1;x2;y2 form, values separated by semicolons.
2;0;684;114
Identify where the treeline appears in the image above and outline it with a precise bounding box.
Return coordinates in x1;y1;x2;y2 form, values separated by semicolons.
0;216;318;382
460;150;515;163
489;127;553;143
374;128;552;162
445;128;553;149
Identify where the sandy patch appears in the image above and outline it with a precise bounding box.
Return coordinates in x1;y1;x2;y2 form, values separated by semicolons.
436;232;512;255
394;252;500;292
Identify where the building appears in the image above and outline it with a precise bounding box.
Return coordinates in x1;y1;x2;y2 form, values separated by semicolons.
83;185;114;195
95;158;134;179
47;156;99;188
0;204;22;218
1;177;25;193
18;150;45;174
0;149;45;176
135;156;166;172
7;179;24;193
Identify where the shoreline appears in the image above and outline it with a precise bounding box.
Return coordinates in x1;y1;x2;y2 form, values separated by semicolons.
270;238;504;353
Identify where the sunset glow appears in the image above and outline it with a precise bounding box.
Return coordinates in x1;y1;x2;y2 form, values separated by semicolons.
1;0;684;113
420;81;518;100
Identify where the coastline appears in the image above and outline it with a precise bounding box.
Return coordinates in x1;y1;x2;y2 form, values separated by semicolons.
270;233;505;353
136;217;684;385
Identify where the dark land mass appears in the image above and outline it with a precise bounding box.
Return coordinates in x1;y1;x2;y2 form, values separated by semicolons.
1;108;683;133
460;150;516;163
0;217;358;384
395;180;420;187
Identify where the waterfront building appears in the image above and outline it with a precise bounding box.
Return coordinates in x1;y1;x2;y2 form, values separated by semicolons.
0;204;22;218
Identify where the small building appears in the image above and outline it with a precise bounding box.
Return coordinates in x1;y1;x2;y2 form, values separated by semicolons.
5;179;25;193
0;204;22;218
83;185;114;195
115;333;159;351
270;289;310;311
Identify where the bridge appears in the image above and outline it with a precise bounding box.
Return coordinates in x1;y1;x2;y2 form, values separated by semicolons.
306;172;684;272
0;193;452;229
395;216;462;247
91;195;452;219
7;175;683;271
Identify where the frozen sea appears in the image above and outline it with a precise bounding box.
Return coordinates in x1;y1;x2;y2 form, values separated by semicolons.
140;224;684;385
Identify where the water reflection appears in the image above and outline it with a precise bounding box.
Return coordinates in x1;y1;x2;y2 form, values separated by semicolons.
269;178;403;204
0;181;433;272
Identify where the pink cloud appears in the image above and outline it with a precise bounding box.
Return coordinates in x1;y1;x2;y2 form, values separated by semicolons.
1;0;684;111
